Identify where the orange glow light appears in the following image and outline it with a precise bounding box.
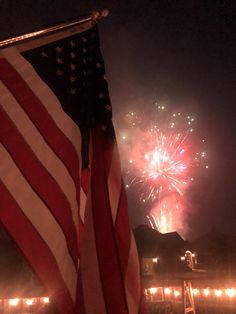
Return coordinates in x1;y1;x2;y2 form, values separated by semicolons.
214;289;222;297
9;298;20;306
203;288;210;296
164;288;171;295
193;289;199;296
149;287;157;295
42;297;50;303
174;290;180;297
225;288;236;298
25;299;34;305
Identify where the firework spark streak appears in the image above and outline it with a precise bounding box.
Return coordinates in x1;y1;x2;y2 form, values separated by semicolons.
115;105;207;235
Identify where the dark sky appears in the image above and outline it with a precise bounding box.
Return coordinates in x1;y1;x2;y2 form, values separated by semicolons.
0;0;236;239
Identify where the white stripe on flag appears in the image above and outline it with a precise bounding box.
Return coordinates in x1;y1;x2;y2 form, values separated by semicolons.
81;187;107;314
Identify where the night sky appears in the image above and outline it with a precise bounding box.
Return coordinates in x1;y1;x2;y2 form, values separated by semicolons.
0;1;235;240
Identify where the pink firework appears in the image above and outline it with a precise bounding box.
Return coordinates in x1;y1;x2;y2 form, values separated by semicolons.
130;129;191;201
115;105;207;234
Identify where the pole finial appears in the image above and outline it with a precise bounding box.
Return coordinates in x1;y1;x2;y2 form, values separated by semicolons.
91;9;109;20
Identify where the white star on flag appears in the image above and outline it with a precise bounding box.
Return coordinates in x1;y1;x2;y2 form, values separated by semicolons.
56;46;63;53
70;41;76;47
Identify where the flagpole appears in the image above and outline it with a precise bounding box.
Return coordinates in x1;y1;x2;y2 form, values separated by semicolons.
0;9;109;49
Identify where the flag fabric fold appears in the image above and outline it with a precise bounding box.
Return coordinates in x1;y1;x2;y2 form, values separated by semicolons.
0;23;142;313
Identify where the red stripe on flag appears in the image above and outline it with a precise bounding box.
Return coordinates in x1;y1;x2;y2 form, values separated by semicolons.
0;58;80;186
116;191;144;314
0;180;75;314
0;106;78;266
76;169;89;313
76;268;86;314
78;168;90;256
81;168;90;194
114;183;131;275
90;125;129;314
103;142;131;276
78;169;89;257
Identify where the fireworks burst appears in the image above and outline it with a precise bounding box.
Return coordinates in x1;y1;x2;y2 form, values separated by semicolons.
116;104;207;234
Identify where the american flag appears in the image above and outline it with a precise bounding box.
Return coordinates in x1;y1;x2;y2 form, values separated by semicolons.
0;24;142;313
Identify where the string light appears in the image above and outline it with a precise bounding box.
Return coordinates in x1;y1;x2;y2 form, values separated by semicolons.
203;289;210;296
214;289;223;297
174;290;180;297
226;288;236;298
42;297;50;303
25;299;34;306
0;296;50;312
2;286;236;313
149;287;158;295
193;289;200;296
145;287;236;299
9;298;19;306
164;288;171;295
152;257;158;263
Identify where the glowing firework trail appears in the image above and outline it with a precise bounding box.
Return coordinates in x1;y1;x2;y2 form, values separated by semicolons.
137;131;190;200
115;105;207;234
147;210;173;234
